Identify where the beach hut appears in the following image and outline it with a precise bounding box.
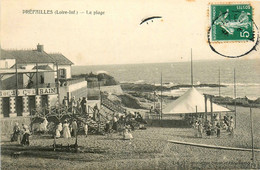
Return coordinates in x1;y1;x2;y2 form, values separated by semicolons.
163;87;230;114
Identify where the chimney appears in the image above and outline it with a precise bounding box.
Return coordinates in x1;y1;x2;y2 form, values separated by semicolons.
37;43;44;52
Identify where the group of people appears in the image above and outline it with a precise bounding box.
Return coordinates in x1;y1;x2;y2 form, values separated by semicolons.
55;119;88;138
192;114;235;138
11;109;143;144
223;115;235;136
103;111;146;140
11;123;31;146
62;96;87;114
104;118;133;140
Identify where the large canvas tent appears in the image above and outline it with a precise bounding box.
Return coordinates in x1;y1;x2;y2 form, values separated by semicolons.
163;87;230;114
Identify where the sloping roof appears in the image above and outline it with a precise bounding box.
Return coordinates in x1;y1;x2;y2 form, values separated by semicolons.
1;50;15;59
32;65;53;71
1;49;73;65
163;87;230;114
49;53;73;65
2;49;54;63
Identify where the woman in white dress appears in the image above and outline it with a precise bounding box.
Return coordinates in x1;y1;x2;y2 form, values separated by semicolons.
123;127;133;140
55;123;62;138
62;120;71;138
84;123;88;137
39;117;48;133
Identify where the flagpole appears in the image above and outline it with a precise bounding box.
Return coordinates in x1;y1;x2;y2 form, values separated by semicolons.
154;82;156;113
160;72;163;120
191;48;193;87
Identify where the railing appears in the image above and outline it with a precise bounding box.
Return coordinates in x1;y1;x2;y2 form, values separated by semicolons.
88;105;109;122
56;78;86;87
101;98;126;113
30;105;72;120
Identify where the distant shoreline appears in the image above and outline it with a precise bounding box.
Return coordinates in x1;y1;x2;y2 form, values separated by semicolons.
120;83;260;108
120;82;226;92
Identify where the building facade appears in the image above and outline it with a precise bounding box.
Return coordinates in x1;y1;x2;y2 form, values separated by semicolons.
0;44;87;118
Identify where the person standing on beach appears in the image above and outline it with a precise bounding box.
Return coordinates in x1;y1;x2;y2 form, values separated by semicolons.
193;121;199;137
105;120;112;138
216;122;221;138
21;124;30;146
229;116;234;137
71;119;78;137
62;120;71;138
11;122;20;142
112;115;118;132
71;96;77;115
62;96;68;109
84;123;88;137
198;121;203;138
55;122;62;138
81;97;87;114
77;98;82;113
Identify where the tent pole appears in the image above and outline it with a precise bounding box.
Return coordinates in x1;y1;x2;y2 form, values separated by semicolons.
210;96;213;123
250;106;255;162
204;94;207;121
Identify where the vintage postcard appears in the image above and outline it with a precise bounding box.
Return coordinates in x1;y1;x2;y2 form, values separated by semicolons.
1;0;259;169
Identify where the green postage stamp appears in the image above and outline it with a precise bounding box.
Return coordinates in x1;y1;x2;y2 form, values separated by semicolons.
211;3;253;41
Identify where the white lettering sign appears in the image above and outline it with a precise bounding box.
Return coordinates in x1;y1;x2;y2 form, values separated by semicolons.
0;90;16;97
18;89;36;96
38;88;57;95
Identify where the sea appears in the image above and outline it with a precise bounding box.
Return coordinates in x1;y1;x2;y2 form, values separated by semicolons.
72;59;260;100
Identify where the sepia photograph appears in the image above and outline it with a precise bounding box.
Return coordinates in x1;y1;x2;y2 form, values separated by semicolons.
1;0;260;169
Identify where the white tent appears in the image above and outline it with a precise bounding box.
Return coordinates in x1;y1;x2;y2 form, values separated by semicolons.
163;87;230;114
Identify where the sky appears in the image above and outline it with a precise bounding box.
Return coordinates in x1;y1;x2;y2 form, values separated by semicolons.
1;0;260;65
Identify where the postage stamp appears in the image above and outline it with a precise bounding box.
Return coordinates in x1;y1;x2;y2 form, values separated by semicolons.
211;4;253;42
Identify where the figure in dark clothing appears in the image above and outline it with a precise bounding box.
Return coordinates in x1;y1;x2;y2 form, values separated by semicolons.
11;122;20;142
105;121;113;138
93;104;99;121
205;121;211;136
112;116;118;132
21;124;30;146
224;115;229;127
81;97;87;114
216;122;221;138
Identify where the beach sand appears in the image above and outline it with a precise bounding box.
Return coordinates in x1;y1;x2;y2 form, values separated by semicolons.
1;106;259;169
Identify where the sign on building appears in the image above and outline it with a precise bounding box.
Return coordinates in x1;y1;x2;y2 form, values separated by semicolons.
38;88;57;95
18;89;36;96
0;90;16;97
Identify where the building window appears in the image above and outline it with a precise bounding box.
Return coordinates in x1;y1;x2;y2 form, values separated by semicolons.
59;69;66;79
40;75;44;84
